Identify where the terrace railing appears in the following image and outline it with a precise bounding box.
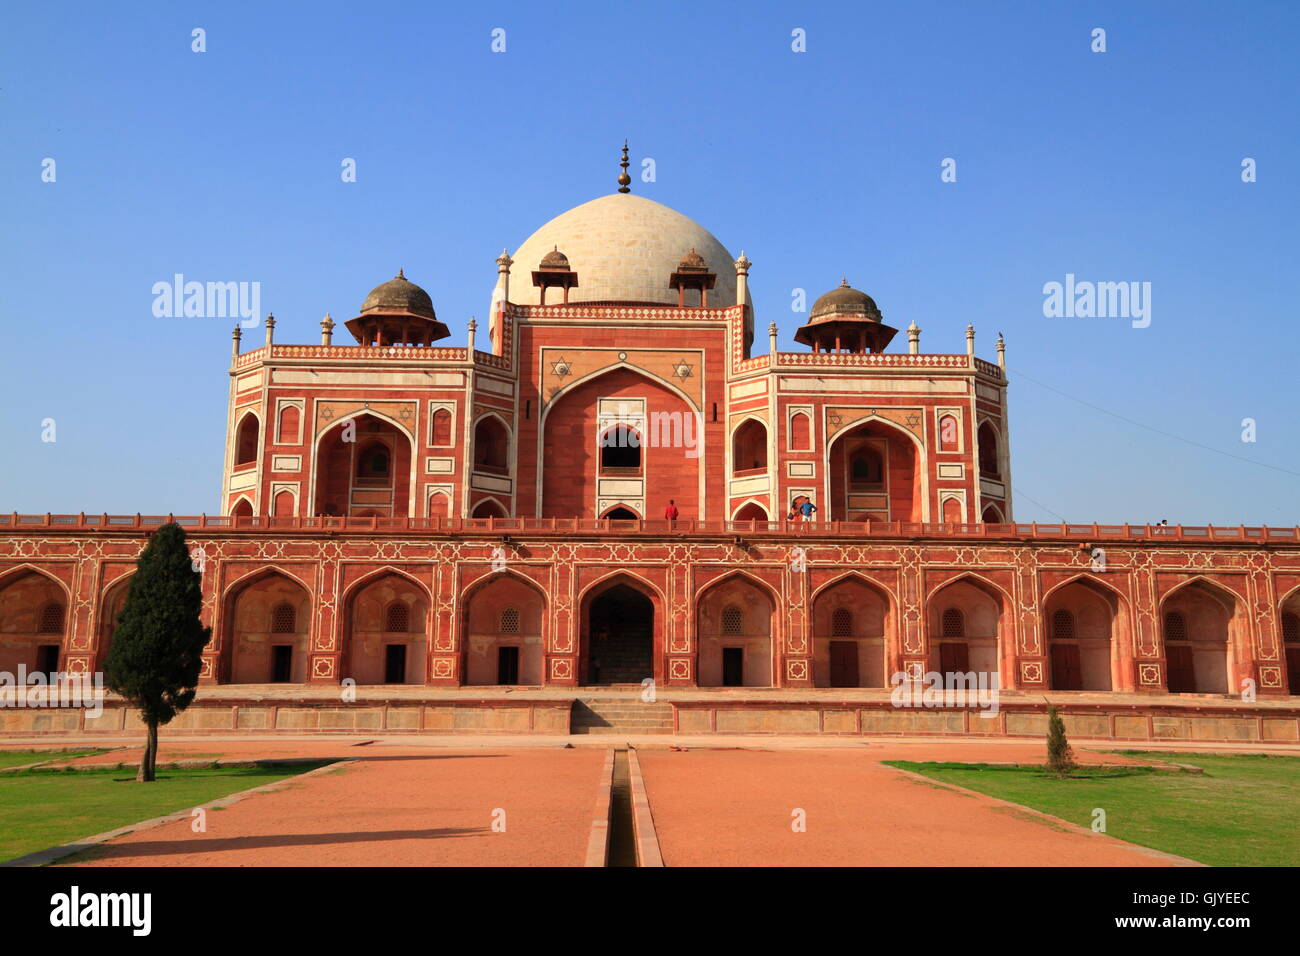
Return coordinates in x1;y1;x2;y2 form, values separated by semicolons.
1;513;1295;543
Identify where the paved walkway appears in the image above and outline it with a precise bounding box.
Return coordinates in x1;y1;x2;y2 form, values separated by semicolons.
637;745;1192;866
60;747;604;867
6;736;1242;866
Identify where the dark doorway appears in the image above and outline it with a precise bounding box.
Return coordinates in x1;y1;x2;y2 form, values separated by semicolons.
1287;646;1300;696
1050;644;1081;690
722;647;744;686
587;584;653;684
938;642;968;674
271;645;293;683
829;641;859;687
604;507;638;520
384;644;407;684
36;644;59;675
1166;644;1195;693
498;646;520;685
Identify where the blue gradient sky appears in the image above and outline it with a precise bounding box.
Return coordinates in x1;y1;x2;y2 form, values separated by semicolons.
2;1;1297;523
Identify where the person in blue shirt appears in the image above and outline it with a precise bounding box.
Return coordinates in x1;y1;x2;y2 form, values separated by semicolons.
799;500;818;521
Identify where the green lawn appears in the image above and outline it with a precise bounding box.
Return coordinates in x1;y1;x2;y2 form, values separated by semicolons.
0;762;331;864
0;750;107;770
887;752;1300;867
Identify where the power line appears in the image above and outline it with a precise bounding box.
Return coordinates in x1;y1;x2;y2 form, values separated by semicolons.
1008;484;1068;522
1011;367;1300;480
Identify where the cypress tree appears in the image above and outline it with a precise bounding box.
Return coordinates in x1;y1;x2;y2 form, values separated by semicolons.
1045;705;1076;777
103;522;211;782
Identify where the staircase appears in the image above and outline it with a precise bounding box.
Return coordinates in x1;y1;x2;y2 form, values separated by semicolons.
588;626;653;685
571;699;675;734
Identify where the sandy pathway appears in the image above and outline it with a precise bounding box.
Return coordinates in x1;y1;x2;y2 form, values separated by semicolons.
636;745;1193;866
61;748;604;867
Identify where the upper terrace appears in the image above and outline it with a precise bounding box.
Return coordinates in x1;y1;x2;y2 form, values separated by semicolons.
1;513;1294;545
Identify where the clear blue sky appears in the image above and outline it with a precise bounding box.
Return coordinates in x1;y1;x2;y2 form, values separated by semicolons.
2;1;1297;524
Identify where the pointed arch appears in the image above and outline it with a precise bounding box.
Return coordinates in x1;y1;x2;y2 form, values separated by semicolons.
230;496;254;519
470;496;510;519
926;571;1009;683
0;566;71;676
96;570;135;669
0;564;72;603
221;566;312;684
461;569;549;686
342;566;431;685
311;409;416;518
540;362;700;418
731;499;771;521
472;412;512;472
731;416;769;475
810;570;894;688
825;414;929;522
977;419;1002;479
234;410;261;466
1158;576;1239;694
599;504;641;520
1042;573;1125;691
695;570;778;687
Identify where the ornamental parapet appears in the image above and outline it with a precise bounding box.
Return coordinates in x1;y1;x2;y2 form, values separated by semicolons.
2;513;1294;545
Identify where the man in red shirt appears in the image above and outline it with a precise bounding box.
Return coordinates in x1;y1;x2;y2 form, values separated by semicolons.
664;499;679;523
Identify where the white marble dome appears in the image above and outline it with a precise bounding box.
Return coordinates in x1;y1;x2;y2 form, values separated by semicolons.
508;193;745;307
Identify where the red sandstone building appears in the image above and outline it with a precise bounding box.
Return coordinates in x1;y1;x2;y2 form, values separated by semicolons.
3;155;1300;739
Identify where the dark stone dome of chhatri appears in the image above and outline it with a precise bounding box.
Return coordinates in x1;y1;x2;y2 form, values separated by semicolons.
360;269;437;319
539;246;571;270
810;278;882;322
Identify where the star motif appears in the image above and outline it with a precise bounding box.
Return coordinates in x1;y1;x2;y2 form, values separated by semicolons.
905;413;921;428
672;360;694;380
321;406;335;421
551;357;572;377
398;405;413;421
828;413;843;427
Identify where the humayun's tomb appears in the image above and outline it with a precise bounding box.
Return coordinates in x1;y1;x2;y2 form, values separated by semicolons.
3;149;1300;742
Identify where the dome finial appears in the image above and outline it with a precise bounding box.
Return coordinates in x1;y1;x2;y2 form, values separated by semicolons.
397;268;405;279
617;140;631;193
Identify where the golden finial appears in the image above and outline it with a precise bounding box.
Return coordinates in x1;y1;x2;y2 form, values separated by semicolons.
617;140;631;193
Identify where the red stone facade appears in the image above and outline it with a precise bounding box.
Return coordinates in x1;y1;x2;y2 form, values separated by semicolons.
1;517;1299;698
4;188;1300;704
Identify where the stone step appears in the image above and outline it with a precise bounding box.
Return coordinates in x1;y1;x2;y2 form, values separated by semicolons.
571;700;675;734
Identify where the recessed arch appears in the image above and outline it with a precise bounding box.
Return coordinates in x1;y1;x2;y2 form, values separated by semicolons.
539;363;702;520
539;362;701;419
977;419;1002;479
221;567;312;683
341;567;430;685
472;413;511;472
461;569;549;686
926;572;1009;682
1158;576;1239;694
95;571;135;670
312;410;415;517
731;417;768;475
695;570;777;687
731;499;770;521
600;504;641;520
579;570;665;686
234;411;260;466
825;415;928;522
1042;574;1122;691
811;571;893;688
470;496;509;519
0;567;72;676
230;496;254;519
